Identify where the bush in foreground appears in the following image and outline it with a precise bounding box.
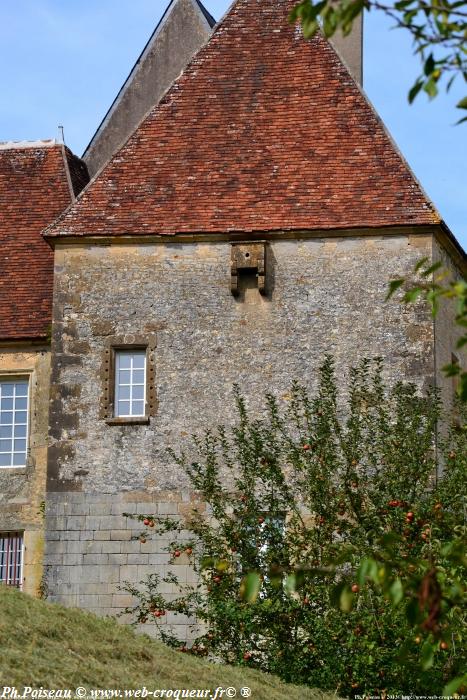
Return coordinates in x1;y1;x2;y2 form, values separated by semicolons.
122;357;466;697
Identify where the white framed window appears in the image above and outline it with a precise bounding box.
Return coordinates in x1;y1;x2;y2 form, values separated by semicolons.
114;350;146;417
0;532;24;588
0;378;29;468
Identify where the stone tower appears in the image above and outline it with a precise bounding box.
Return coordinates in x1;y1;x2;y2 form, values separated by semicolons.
42;0;464;641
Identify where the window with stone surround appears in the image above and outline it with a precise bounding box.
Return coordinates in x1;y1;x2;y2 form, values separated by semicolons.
0;377;29;468
0;532;23;588
100;336;157;425
115;350;146;418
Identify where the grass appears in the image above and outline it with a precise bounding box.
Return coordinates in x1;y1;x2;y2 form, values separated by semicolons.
0;587;335;699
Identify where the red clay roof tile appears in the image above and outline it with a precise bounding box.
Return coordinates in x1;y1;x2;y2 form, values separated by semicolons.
46;0;440;239
0;142;88;340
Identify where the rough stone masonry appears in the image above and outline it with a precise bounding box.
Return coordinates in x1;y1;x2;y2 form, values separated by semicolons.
44;232;451;639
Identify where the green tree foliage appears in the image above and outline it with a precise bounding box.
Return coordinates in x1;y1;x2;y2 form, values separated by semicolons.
289;0;467;122
122;358;466;696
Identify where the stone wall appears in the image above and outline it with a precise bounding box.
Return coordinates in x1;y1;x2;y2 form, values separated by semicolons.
0;344;50;595
433;237;466;416
44;490;200;639
45;232;438;622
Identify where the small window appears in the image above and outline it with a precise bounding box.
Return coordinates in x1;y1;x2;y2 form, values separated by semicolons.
0;532;23;588
114;350;146;418
0;378;29;468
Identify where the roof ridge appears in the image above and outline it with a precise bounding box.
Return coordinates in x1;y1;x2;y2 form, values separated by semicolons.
0;139;58;151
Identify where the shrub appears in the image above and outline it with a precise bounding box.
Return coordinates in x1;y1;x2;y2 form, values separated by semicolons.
122;357;466;696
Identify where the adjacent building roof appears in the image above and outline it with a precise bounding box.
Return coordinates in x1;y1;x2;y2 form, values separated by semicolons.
82;0;215;179
0;141;88;340
46;0;440;240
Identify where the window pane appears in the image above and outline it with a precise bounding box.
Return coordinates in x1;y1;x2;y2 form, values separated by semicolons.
133;385;144;400
114;350;147;418
117;385;131;401
0;379;29;468
132;401;144;416
13;452;26;466
14;425;26;438
118;401;131;416
132;370;145;385
14;382;28;397
118;370;131;385
118;354;132;369
132;354;145;369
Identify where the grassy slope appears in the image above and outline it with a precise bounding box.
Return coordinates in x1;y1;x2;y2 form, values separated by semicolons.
0;588;334;699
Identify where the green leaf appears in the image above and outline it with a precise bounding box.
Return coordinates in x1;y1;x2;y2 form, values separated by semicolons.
423;77;439;99
357;557;371;586
406;597;420;625
241;572;261;603
442;362;461;377
340;585;354;612
386;279;405;300
414;256;430;272
301;18;319;38
388;578;404;605
403;288;423;303
443;674;467;696
424;53;435;76
285;573;297;596
408;80;424;103
421;640;435;670
459;374;467;401
456;96;467;110
421;261;443;277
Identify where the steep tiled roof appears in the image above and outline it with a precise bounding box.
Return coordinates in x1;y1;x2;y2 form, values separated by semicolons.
0;141;88;340
46;0;440;239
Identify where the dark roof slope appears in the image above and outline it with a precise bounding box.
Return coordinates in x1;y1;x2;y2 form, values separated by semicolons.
46;0;440;239
0;141;88;340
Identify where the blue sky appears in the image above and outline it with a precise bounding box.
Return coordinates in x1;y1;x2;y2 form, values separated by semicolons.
0;0;465;249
